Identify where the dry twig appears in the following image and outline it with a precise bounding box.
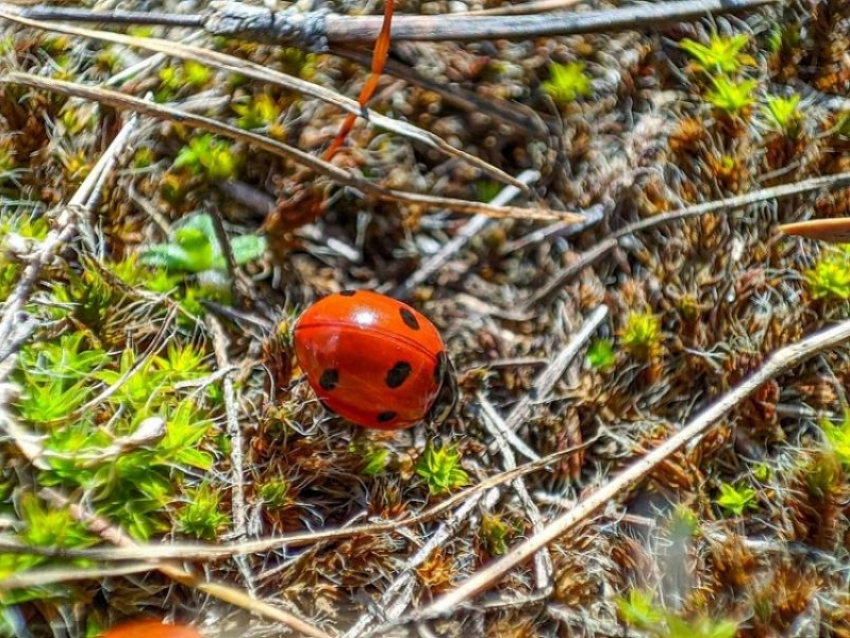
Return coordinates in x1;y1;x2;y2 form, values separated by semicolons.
0;72;576;223
0;446;588;564
419;316;850;617
6;0;778;45
525;170;850;309
0;9;523;191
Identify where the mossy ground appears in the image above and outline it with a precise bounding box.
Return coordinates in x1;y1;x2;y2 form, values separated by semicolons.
1;0;850;636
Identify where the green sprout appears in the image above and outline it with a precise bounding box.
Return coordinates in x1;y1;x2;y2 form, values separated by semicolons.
618;588;738;638
0;493;96;581
362;448;390;476
141;212;266;274
177;483;231;540
174;134;240;181
415;441;469;496
763;94;802;133
621;311;663;359
716;482;757;516
680;33;753;75
820;411;850;467
803;247;850;299
666;615;738;638
182;60;213;87
753;463;772;482
541;61;592;104
616;588;664;630
233;93;282;130
157;61;213;101
705;77;758;115
587;338;616;370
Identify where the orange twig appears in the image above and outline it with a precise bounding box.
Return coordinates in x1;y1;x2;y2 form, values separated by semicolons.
323;0;395;160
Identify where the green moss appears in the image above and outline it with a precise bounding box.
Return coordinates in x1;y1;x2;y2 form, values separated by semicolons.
541;61;592;104
804;247;850;299
415;441;469;496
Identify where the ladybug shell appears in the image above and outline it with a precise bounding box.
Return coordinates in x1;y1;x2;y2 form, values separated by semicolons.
100;620;202;638
293;290;448;430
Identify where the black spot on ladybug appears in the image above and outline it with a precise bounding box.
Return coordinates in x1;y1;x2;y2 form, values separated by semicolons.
377;411;397;423
433;351;447;385
319;369;339;391
385;361;413;388
399;308;420;330
340;290;357;296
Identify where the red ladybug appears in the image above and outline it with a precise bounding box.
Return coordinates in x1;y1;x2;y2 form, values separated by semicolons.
100;619;202;638
293;290;456;430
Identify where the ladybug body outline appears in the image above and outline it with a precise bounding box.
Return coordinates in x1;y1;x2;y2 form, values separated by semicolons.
293;290;455;430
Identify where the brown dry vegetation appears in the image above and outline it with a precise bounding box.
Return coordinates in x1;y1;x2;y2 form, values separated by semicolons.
2;0;850;637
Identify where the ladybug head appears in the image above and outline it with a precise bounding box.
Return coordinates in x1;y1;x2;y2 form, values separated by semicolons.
427;355;458;427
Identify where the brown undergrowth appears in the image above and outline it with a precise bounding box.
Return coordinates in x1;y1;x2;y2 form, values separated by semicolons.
1;0;850;636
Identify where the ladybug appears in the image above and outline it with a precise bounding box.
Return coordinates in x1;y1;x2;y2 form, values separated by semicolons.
100;619;202;638
293;290;457;430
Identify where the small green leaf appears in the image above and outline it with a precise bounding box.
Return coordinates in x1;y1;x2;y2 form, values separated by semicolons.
415;441;469;496
542;61;592;104
587;339;616;369
680;33;752;75
362;448;390;476
231;234;267;265
616;588;664;629
716;482;757;516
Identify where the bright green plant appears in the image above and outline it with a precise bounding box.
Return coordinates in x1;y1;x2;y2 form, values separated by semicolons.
763;94;802;133
233;93;282;130
15;333;110;425
618;588;738;638
174;134;240;181
621;311;662;358
616;588;664;629
821;411;850;467
587;338;616;369
705;77;758;115
141;212;266;274
177;483;231;540
803;247;850;299
157;61;213;101
0;493;96;584
18;329;216;540
362;448;390;476
680;34;753;75
542;61;592;104
415;441;469;496
716;482;757;516
666;615;738;638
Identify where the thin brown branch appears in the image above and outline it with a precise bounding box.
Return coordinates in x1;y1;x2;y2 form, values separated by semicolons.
6;0;778;44
0;72;576;222
36;489;333;638
0;9;524;191
525;170;850;310
0;445;590;564
418;316;850;617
